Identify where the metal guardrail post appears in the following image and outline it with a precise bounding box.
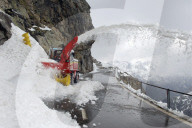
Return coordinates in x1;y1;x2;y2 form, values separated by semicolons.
141;83;143;93
167;89;171;109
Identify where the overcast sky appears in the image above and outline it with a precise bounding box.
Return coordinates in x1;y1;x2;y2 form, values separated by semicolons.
160;0;192;31
87;0;192;31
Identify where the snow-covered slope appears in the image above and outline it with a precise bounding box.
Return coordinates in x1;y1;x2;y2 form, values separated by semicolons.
0;24;78;128
0;24;104;128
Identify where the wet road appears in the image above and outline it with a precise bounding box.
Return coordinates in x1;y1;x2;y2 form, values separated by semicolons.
81;69;192;128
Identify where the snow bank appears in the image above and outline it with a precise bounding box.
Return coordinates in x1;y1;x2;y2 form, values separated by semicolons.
0;24;33;80
0;24;104;128
55;81;104;105
34;68;104;105
0;24;78;128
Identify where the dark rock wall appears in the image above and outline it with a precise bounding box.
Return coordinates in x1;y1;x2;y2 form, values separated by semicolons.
74;40;95;73
0;12;12;45
0;0;94;73
0;0;94;52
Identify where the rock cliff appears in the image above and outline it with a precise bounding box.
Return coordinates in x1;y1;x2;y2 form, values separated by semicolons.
0;0;94;73
74;40;94;73
0;0;93;52
0;12;12;45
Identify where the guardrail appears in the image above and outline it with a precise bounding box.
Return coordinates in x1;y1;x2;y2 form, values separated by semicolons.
122;71;192;109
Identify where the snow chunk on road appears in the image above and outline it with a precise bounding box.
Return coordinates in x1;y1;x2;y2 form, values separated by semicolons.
35;64;104;106
60;81;104;105
35;69;104;106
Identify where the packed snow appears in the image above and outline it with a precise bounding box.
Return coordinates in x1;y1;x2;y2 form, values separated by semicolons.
39;25;52;31
35;68;104;105
28;25;51;32
28;28;35;31
0;24;104;128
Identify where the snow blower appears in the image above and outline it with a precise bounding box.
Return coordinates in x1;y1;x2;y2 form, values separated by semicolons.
41;36;79;86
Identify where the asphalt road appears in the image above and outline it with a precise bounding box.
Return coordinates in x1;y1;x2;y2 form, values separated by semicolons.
80;68;192;128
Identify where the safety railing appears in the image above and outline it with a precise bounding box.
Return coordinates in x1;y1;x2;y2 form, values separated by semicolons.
141;81;192;109
121;71;192;109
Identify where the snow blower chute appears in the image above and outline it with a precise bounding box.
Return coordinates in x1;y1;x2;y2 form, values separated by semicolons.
41;36;79;86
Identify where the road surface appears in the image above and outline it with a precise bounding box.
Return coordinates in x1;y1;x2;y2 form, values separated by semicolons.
44;68;192;128
80;68;192;128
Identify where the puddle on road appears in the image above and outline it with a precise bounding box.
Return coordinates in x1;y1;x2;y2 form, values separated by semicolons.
42;70;112;126
43;98;89;125
43;69;192;128
43;88;107;126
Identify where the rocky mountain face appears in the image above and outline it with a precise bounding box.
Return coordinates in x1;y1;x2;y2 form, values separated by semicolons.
0;0;94;73
74;40;94;73
0;12;12;45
